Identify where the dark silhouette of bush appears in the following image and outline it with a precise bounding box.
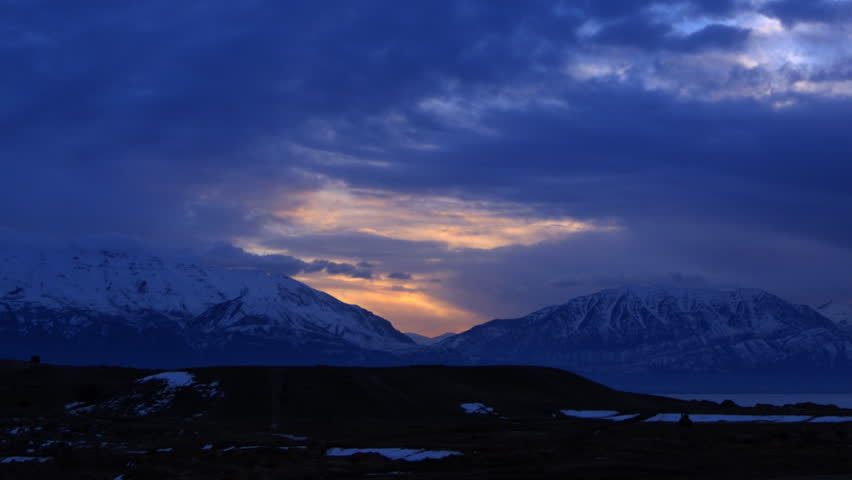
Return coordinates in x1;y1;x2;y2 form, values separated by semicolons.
76;383;100;404
30;355;40;364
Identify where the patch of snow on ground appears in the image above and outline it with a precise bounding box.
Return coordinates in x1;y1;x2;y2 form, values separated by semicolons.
688;414;780;423
460;403;494;415
137;371;195;389
560;410;620;419
194;380;222;399
274;433;308;441
645;413;814;423
606;414;640;421
327;448;462;461
66;403;95;415
644;413;683;422
278;446;308;450
79;372;224;417
768;416;813;423
201;444;213;451
1;456;51;463
810;416;852;423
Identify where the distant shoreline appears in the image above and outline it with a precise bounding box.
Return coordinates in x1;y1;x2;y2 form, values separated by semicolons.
662;393;852;408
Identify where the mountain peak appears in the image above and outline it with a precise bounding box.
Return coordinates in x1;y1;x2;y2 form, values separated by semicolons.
595;285;771;301
443;286;849;375
0;245;414;366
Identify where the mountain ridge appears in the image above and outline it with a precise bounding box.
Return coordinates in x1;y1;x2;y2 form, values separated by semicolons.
437;286;852;378
4;244;852;391
0;246;415;367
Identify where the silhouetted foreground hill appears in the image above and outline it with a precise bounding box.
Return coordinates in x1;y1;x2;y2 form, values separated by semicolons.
4;361;852;479
2;361;686;420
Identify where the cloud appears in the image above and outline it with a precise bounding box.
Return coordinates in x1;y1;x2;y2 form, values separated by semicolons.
1;1;851;334
388;285;418;292
676;24;752;52
762;0;852;26
269;182;616;250
388;272;413;280
202;243;373;279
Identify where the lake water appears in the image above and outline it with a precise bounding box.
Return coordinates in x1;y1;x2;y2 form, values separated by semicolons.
661;393;852;408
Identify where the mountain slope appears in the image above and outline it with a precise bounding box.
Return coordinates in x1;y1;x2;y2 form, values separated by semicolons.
818;301;852;334
438;287;852;377
0;247;414;366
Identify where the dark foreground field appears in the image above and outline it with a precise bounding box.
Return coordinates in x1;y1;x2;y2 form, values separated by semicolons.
2;360;852;479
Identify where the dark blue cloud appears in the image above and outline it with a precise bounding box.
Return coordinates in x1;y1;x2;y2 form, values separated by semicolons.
387;272;413;280
589;19;750;52
676;24;751;52
1;0;851;325
202;243;373;279
763;0;852;26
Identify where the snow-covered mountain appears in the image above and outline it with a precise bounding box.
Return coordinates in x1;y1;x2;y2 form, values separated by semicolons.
5;246;851;387
438;287;852;376
818;301;852;334
0;247;414;366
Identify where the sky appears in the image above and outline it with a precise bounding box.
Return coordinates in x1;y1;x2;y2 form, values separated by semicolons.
2;0;852;335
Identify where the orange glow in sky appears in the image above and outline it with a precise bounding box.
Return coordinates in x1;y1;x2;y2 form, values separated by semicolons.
242;182;617;336
274;183;615;250
292;271;484;336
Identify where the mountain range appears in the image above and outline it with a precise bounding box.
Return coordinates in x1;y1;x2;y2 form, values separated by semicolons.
818;300;852;334
0;247;414;367
2;245;851;390
436;287;852;391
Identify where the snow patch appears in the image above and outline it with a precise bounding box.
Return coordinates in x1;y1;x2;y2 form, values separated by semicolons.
809;416;852;423
1;456;51;463
326;448;462;461
560;410;620;419
688;414;808;423
460;403;494;415
72;373;222;417
646;413;814;423
644;413;684;423
137;371;195;389
607;414;640;421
